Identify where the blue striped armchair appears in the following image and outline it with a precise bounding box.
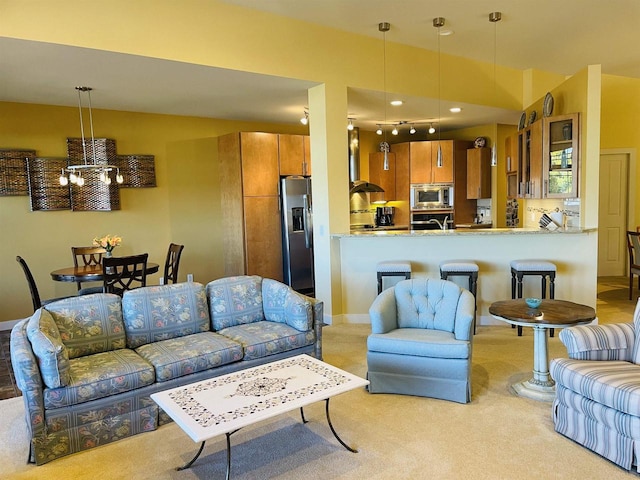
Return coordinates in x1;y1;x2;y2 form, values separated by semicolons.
550;304;640;472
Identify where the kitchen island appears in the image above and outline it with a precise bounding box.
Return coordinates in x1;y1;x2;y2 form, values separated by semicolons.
331;227;597;326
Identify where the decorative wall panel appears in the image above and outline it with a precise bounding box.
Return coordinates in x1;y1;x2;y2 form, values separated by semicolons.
0;149;36;196
27;157;71;211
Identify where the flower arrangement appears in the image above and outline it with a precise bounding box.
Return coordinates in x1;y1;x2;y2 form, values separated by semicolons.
93;234;122;253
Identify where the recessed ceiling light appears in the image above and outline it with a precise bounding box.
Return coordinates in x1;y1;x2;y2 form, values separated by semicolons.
439;29;454;36
390;100;403;106
449;107;462;113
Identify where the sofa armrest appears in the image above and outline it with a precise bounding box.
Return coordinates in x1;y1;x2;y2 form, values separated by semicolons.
558;322;635;361
369;288;398;334
10;318;47;456
454;290;475;341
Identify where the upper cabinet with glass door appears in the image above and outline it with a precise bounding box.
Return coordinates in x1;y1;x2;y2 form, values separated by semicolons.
543;113;580;198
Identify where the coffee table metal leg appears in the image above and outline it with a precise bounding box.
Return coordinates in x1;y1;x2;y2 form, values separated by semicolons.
177;440;206;471
300;407;308;424
325;399;358;453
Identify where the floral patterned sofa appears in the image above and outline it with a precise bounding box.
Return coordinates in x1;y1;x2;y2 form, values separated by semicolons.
10;276;323;465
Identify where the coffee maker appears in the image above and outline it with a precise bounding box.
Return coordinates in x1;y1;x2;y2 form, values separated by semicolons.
375;206;395;227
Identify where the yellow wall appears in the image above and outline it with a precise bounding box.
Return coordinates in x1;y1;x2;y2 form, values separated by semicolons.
601;74;640;225
0;101;306;323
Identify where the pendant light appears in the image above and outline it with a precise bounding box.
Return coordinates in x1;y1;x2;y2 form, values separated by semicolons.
60;87;123;186
379;22;390;171
490;12;502;167
433;17;445;168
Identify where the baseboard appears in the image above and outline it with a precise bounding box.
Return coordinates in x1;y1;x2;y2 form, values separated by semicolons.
0;319;20;331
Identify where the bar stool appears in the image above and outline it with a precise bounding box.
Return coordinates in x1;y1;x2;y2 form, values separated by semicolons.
440;261;479;334
376;261;412;294
510;260;557;337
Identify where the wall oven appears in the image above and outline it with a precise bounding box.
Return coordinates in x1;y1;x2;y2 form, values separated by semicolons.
410;183;453;210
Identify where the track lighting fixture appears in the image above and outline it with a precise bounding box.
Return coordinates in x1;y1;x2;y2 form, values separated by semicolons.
347;118;354;131
428;124;436;134
409;125;416;134
300;108;309;125
376;125;383;135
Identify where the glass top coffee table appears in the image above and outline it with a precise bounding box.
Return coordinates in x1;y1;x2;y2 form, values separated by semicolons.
151;354;368;479
489;299;596;401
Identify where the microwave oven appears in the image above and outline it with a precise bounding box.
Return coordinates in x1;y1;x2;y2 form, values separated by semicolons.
410;183;453;210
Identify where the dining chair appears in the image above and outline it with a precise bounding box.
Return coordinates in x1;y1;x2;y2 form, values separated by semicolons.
16;256;73;311
103;253;148;295
164;243;184;284
627;231;640;300
72;246;106;293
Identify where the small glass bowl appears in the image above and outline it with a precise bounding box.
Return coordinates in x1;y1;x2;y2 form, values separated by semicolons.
525;297;542;309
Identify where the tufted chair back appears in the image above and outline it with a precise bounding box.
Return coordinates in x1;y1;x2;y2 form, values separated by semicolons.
395;278;463;332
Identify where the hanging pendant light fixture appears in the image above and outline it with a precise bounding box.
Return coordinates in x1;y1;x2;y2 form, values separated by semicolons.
490;12;502;167
379;22;391;171
60;87;123;186
433;17;445;168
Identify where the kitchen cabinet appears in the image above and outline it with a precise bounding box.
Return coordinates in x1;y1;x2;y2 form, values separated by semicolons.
392;142;411;227
505;134;519;199
279;134;311;176
542;113;579;198
518;120;543;198
369;152;396;203
409;140;454;184
466;147;491;199
218;132;283;281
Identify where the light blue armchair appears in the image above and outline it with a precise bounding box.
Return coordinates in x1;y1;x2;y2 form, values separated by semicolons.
367;278;475;403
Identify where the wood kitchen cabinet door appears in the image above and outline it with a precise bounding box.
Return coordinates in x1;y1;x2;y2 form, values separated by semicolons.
431;140;454;183
369;152;396;202
466;147;491;199
241;132;279;196
392;142;411;226
409;141;432;183
243;195;283;281
278;134;310;176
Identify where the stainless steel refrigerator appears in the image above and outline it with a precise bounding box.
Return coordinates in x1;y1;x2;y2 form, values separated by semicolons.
280;176;314;296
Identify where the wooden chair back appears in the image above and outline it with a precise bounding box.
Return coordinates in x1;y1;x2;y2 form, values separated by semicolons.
72;246;106;290
103;253;148;296
164;243;184;284
16;256;42;311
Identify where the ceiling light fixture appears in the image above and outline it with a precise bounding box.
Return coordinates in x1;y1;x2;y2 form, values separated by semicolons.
300;108;309;125
60;87;122;187
347;118;354;131
490;11;502;167
449;107;462;113
434;17;445;168
390;100;403;106
392;126;399;135
410;125;416;134
428;123;436;134
379;21;391;171
376;125;383;135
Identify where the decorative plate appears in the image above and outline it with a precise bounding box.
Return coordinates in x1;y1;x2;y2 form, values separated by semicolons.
473;136;486;148
529;110;537;125
543;92;554;117
518;111;526;131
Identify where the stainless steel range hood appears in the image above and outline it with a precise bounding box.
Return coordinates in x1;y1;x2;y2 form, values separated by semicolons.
348;127;384;194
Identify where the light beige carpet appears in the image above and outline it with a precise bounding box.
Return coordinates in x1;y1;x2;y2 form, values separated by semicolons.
1;319;636;479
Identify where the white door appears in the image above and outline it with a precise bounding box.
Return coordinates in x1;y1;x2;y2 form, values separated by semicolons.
598;153;629;276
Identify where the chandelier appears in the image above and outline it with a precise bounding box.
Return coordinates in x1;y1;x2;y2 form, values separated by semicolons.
59;86;123;187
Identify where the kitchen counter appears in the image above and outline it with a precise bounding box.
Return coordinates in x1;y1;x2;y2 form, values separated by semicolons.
334;227;594;238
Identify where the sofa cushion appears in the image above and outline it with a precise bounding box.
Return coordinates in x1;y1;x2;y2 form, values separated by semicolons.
395;279;462;332
135;332;244;382
45;294;126;359
262;278;313;332
122;282;211;349
550;358;640;417
43;349;155;409
218;321;315;360
631;299;640;364
367;328;470;359
26;308;71;388
207;276;264;330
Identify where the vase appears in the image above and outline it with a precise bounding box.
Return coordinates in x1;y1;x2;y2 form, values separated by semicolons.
105;250;113;258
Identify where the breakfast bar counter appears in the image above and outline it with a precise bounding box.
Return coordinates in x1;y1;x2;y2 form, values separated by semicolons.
330;227;598;325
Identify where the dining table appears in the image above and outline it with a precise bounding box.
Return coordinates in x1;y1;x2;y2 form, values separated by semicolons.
50;262;160;283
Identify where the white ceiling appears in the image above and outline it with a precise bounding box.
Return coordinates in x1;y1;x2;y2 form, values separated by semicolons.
1;0;638;133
